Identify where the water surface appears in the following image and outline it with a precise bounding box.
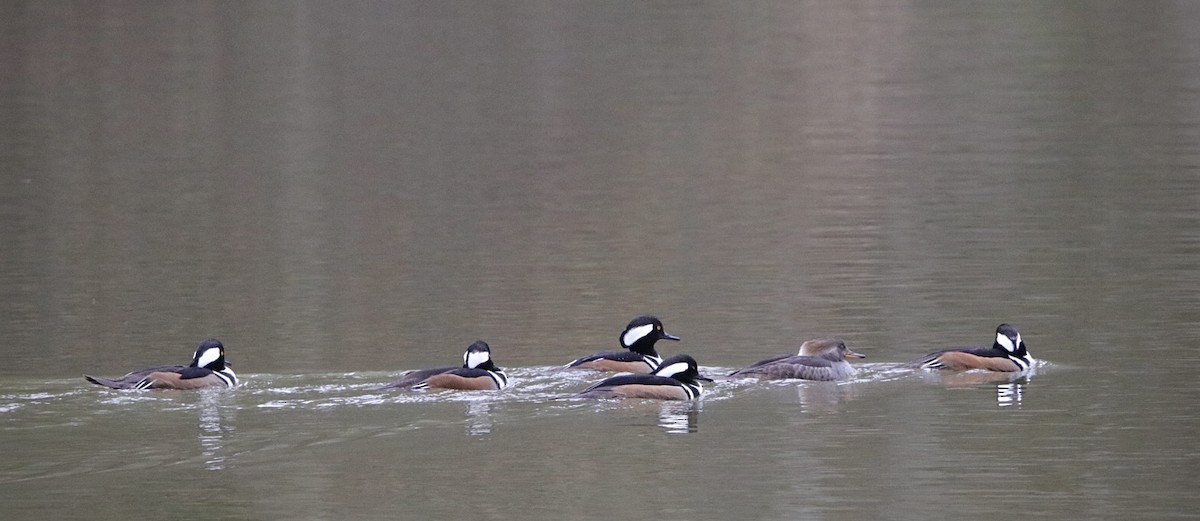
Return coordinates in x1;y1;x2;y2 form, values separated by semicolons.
2;1;1199;520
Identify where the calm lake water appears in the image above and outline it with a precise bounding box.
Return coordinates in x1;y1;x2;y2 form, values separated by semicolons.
3;1;1199;520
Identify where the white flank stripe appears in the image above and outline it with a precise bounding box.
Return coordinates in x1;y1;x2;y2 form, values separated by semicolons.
1010;355;1032;371
489;371;508;390
215;370;237;387
646;355;663;371
622;324;654;348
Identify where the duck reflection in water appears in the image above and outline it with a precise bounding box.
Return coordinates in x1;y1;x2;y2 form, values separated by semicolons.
587;400;702;434
996;381;1024;408
658;402;700;434
196;390;235;471
795;381;861;413
465;401;493;436
918;369;1034;408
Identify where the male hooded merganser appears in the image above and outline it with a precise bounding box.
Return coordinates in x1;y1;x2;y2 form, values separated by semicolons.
84;338;238;390
576;354;712;400
729;337;865;381
912;323;1033;372
564;315;680;373
382;340;509;391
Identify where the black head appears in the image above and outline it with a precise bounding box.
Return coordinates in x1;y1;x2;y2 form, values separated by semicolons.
462;340;498;370
190;338;227;370
653;354;713;384
993;323;1028;356
619;315;681;355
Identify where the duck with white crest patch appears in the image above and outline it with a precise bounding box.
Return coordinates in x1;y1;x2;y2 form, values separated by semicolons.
382;340;509;391
564;315;680;374
84;338;238;390
576;354;712;400
910;323;1034;372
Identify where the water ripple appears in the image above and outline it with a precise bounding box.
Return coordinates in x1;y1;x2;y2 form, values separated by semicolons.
0;361;1058;418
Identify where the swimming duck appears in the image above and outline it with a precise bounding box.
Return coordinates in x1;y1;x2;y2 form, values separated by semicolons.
84;338;238;390
912;323;1033;372
576;354;711;400
564;315;679;373
382;340;509;391
729;337;864;381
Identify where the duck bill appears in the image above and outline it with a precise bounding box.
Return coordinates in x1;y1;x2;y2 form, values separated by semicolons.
662;332;681;341
696;375;714;382
845;350;866;359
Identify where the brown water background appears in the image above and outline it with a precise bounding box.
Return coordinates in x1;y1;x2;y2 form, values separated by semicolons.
2;2;1199;520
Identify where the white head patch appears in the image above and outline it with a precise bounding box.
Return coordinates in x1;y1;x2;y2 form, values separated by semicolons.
196;347;222;368
465;349;491;368
996;332;1016;352
655;361;689;378
622;324;654;348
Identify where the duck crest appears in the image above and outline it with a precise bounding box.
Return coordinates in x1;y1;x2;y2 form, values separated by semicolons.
653;354;711;399
993;323;1033;370
619;315;680;356
564;315;679;374
463;340;492;368
191;338;227;370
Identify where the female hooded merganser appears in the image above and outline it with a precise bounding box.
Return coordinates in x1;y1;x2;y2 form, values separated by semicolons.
576;354;712;400
84;338;237;390
564;315;680;374
382;340;509;391
729;337;865;381
912;323;1033;372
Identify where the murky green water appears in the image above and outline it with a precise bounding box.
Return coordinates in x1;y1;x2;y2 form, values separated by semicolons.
3;1;1199;520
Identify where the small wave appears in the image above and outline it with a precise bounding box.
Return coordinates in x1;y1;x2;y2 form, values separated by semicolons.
0;359;1057;419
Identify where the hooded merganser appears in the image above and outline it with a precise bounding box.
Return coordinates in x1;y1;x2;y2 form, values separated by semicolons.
576;354;711;400
729;337;864;381
912;323;1033;372
382;340;509;391
564;315;679;373
84;338;237;390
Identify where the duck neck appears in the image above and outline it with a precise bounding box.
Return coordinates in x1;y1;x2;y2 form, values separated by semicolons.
627;340;659;358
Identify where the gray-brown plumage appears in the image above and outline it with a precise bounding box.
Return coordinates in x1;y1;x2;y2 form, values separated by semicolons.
729;337;864;381
922;351;1024;371
128;370;234;390
580;383;695;400
84;365;182;389
419;371;506;390
378;366;457;390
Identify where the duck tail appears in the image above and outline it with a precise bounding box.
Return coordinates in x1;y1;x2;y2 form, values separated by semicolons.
84;375;129;389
